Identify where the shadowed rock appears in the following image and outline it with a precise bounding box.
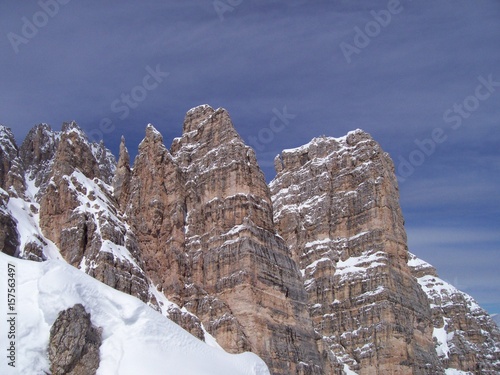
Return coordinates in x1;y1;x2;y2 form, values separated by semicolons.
48;304;101;375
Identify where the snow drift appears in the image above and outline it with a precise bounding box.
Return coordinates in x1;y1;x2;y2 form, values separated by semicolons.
0;252;270;375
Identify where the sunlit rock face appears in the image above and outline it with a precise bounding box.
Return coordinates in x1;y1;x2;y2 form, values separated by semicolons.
271;131;442;374
126;106;327;375
4;106;499;375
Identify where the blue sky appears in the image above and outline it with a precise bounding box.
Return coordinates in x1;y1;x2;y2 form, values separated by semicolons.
0;0;499;314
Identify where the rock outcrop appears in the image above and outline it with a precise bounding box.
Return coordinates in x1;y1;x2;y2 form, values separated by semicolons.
409;253;500;374
270;132;442;374
19;123;60;200
112;136;131;209
38;122;150;302
48;304;101;375
0;125;25;196
123;106;328;374
1;107;498;375
172;106;327;374
0;188;19;256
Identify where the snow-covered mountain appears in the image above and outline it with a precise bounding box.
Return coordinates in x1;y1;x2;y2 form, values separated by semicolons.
0;106;498;374
0;252;269;375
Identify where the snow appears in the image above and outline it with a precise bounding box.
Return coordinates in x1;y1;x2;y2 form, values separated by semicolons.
407;253;432;269
279;129;366;156
186;104;212;115
6;196;62;261
148;284;224;351
444;369;472;375
334;251;386;280
417;274;482;312
0;253;270;375
100;240;141;270
302;257;333;277
433;317;451;358
343;363;359;375
0;125;17;150
281;135;346;154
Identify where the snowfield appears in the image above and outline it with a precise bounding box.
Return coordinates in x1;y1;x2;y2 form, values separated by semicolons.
0;252;270;375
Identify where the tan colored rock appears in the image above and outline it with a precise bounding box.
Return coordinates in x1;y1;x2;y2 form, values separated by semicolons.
170;106;327;375
125;124;187;302
112;136;131;209
19;123;60;200
11;109;499;375
39;122;150;302
271;131;442;374
48;304;101;375
0;125;25;197
123;107;329;374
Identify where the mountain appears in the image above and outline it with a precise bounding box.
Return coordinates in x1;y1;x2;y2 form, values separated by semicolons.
0;106;498;374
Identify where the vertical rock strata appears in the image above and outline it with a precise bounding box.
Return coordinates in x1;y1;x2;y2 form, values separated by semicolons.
124;106;327;375
408;253;500;374
1;109;498;374
0;125;25;196
38;122;150;302
48;304;101;375
270;132;442;374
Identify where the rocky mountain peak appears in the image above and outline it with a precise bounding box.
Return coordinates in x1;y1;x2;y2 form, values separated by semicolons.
90;141;116;185
112;136;131;208
19;123;60;199
271;129;441;373
182;104;216;133
53;121;101;180
118;136;130;166
2;106;498;375
0;125;21;193
0;125;17;154
144;123;165;143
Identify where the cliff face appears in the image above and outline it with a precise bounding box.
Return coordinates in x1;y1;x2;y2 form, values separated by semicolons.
0;108;498;375
31;122;151;303
270;132;442;374
408;254;500;374
121;106;328;374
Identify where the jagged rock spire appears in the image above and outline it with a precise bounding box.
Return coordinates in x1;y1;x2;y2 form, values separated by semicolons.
112;136;131;209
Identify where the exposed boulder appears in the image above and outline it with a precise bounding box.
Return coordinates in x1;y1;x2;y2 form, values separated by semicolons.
48;304;101;375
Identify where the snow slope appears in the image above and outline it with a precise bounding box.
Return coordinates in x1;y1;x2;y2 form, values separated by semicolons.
0;253;270;375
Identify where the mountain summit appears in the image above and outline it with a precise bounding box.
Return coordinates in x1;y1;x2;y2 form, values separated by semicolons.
0;105;498;374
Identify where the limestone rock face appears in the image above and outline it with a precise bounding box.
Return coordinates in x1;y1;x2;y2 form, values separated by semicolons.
0;125;25;197
0;127;23;257
48;304;101;375
39;122;150;302
409;253;500;374
270;132;442;374
0;188;19;256
125;124;187;302
112;136;131;209
170;106;326;375
124;107;326;374
19;123;60;200
4;108;499;375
